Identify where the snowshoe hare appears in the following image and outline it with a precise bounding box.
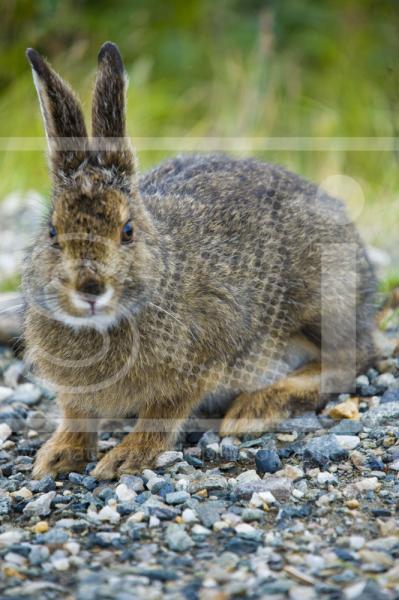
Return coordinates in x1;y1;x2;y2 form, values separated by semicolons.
23;42;376;479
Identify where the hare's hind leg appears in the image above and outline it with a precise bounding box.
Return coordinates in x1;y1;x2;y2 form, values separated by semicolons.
220;362;324;436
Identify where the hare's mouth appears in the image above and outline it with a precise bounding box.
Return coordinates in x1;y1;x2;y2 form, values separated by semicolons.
51;287;120;331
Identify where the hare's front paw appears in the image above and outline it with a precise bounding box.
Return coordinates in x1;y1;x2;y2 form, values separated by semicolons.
91;441;157;480
33;433;96;479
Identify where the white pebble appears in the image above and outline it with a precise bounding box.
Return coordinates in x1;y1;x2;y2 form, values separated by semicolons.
155;451;183;468
192;524;211;536
98;505;121;524
236;470;260;485
0;531;23;546
115;483;137;503
128;511;145;523
317;472;336;485
355;477;379;492
249;491;276;507
0;423;12;445
181;508;198;523
51;556;70;571
0;386;12;402
64;541;80;555
349;535;365;550
336;435;360;450
149;515;160;528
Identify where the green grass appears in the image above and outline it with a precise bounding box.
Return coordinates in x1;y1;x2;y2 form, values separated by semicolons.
0;0;398;274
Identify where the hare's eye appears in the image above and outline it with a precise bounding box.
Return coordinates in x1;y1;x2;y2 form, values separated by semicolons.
121;221;134;244
49;225;57;239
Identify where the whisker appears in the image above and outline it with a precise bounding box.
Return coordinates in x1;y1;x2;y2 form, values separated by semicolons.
148;301;186;328
0;304;24;314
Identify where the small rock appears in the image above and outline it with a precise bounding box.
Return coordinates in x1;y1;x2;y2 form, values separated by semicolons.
0;530;23;546
235;523;262;541
255;449;282;474
328;398;359;420
8;383;41;405
181;508;198;523
336;435;360;450
165;524;193;551
23;491;56;517
236;470;260;485
97;505;121;524
278;412;322;432
235;476;292;502
155;451;183;468
33;521;49;534
362;402;399;427
303;434;348;468
0;422;12;444
10;486;32;499
0;386;12;402
249;491;276;507
115;483;137;503
165;491;190;505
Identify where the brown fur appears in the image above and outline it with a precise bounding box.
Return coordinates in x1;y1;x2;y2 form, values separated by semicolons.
24;42;377;479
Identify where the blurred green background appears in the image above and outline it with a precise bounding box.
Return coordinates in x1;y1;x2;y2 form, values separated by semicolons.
0;0;398;291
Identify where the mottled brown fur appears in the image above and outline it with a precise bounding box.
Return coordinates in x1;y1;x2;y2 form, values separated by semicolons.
24;42;377;479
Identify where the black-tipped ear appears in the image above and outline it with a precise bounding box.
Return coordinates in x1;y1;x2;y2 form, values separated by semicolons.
26;48;88;178
92;42;135;175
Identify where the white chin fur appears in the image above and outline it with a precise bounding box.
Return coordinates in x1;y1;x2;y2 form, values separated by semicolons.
70;287;114;312
53;309;120;332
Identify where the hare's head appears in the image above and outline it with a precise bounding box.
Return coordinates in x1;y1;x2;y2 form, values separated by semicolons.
25;43;160;330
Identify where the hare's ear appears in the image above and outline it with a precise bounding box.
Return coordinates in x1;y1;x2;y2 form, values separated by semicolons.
26;48;88;178
92;42;135;176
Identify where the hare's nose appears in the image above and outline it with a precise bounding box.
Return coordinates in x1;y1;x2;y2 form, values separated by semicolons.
77;278;105;299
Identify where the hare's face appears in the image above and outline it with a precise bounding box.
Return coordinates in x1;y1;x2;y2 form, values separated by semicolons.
25;43;157;330
30;183;156;331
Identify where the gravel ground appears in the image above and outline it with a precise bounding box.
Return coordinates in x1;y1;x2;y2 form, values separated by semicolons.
0;328;399;599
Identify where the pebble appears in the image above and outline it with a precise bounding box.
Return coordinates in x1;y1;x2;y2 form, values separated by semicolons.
0;530;23;546
235;476;293;502
165;491;190;505
255;448;282;474
362;402;399;427
165;524;193;551
155;451;183;468
0;386;13;401
23;491;56;516
235;469;260;484
336;435;360;450
234;523;262;541
329;397;360;420
97;505;121;524
115;483;137;503
303;434;349;468
8;383;41;405
32;521;49;534
0;422;12;444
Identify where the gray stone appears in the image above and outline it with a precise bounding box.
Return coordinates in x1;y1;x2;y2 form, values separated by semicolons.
23;491;56;516
165;523;194;552
303;434;348;468
278;411;322;433
188;474;228;494
165;491;190;505
362;402;399;427
8;383;42;406
196;500;223;528
235;477;293;502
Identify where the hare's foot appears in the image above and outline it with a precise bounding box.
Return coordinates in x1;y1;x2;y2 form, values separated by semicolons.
220;362;323;436
33;431;97;478
91;433;165;480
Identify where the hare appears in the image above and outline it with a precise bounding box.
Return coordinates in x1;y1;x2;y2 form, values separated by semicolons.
23;42;376;480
